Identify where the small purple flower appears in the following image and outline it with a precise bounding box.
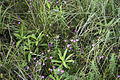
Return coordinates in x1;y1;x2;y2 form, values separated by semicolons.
73;40;76;42
58;69;61;71
0;64;2;66
69;47;72;49
29;3;32;5
1;52;4;56
118;75;120;78
75;29;77;33
49;44;52;47
38;62;41;65
64;40;67;42
50;56;53;59
61;70;64;73
57;35;60;38
29;0;32;1
69;50;71;52
67;44;71;48
18;22;21;24
51;42;54;44
30;74;32;78
48;0;50;2
50;62;53;65
56;1;59;4
46;34;48;37
64;1;66;4
43;63;45;66
72;61;75;63
41;76;44;78
54;39;56;41
50;69;53;72
76;39;79;41
53;66;55;69
75;76;77;79
106;57;109;59
42;52;44;55
27;66;29;70
33;57;36;60
70;39;73;42
13;42;16;45
99;56;104;59
48;49;50;52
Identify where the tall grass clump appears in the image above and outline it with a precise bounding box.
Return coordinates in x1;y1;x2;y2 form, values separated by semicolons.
0;0;120;80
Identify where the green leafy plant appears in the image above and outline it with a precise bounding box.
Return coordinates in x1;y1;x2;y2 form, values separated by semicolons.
52;48;74;69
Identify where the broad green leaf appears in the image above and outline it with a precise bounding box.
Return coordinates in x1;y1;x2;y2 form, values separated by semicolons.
37;31;43;40
14;33;21;38
52;60;61;63
39;44;48;46
63;61;70;69
63;49;68;59
66;60;74;63
30;34;36;39
58;49;63;60
49;75;55;80
21;23;24;37
28;53;31;62
45;0;50;9
16;40;22;48
66;53;74;60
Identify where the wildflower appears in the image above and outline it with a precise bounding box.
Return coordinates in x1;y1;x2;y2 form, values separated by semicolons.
67;44;71;48
50;56;53;59
75;76;77;79
64;1;66;4
50;62;53;65
57;35;60;38
29;0;32;1
64;40;67;42
75;29;77;33
106;57;109;59
69;50;71;52
76;39;79;41
58;69;61;71
46;34;48;37
72;61;75;63
48;0;50;2
18;22;21;24
49;44;52;47
99;56;104;59
33;57;36;60
13;42;16;45
41;76;44;78
48;49;50;52
51;42;54;44
70;39;73;42
1;52;4;56
38;62;41;65
69;47;72;49
29;3;32;5
27;66;29;70
56;1;59;4
61;70;64;73
42;52;44;55
53;66;55;69
0;64;2;66
43;63;45;66
73;40;76;42
118;75;120;78
50;69;53;72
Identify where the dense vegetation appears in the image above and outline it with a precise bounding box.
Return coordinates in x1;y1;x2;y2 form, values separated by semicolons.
0;0;120;80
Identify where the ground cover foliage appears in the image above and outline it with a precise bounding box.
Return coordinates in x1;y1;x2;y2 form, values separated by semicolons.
0;0;120;80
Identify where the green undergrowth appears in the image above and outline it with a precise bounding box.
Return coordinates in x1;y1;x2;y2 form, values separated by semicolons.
0;0;120;80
